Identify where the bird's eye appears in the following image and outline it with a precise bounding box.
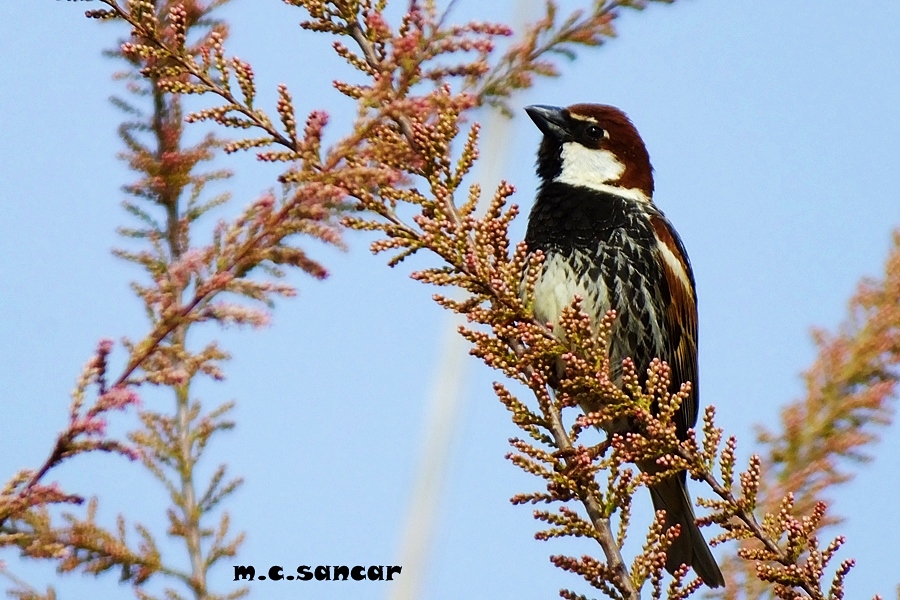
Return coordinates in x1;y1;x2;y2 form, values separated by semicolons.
585;124;606;139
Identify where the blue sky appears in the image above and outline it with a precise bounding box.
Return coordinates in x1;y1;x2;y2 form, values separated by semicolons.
1;1;899;599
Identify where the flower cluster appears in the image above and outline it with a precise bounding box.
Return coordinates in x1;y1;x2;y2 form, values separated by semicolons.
0;341;139;529
714;231;900;597
3;1;336;599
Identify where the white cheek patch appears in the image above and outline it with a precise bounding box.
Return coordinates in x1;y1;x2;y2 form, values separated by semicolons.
556;143;624;185
554;142;650;203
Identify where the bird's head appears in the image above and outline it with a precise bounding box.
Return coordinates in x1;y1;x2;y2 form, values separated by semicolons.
525;103;654;202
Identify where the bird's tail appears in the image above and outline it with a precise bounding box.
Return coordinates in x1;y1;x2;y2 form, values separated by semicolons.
649;473;724;588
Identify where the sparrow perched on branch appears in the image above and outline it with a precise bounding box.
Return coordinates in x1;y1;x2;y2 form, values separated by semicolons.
522;103;724;588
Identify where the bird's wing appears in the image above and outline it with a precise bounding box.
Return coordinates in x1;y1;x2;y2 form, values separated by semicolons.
649;214;699;440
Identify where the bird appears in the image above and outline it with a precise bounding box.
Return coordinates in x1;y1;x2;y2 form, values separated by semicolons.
521;103;724;588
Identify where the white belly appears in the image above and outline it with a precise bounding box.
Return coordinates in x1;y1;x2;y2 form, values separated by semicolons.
531;252;609;333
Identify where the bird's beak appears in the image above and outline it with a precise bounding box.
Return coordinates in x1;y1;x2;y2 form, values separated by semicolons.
525;105;570;141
